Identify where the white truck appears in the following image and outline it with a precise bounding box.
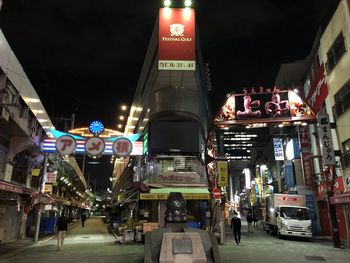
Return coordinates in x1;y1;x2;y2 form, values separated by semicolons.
265;194;312;239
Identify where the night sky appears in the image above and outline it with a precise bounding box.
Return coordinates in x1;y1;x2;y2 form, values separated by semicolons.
0;0;336;190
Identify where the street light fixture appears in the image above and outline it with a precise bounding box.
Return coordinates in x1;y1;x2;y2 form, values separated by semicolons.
164;0;171;7
184;0;192;7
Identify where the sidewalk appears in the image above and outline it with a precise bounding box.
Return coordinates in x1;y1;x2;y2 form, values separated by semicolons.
0;219;81;258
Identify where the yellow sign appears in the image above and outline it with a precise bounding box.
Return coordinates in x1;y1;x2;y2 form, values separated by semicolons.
217;161;228;187
31;169;41;176
140;193;210;200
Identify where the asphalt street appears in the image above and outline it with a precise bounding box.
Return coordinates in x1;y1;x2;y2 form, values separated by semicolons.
0;217;349;263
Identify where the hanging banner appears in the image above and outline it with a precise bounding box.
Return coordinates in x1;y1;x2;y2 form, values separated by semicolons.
158;8;196;70
273;138;285;160
217;161;228;187
318;114;336;165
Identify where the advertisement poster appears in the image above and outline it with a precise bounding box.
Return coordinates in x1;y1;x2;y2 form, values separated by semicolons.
273;138;285;160
306;63;328;113
158;8;195;70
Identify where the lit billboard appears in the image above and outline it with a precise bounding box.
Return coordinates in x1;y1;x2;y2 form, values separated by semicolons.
158;8;195;70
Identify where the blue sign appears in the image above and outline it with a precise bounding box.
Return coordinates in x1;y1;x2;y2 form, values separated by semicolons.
89;121;105;135
284;160;295;187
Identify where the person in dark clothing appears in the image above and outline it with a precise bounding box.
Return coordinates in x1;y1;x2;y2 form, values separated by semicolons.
230;212;241;245
81;210;87;227
56;212;68;251
253;214;258;228
247;211;253;233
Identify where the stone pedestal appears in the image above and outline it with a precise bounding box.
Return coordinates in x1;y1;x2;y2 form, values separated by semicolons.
159;232;207;263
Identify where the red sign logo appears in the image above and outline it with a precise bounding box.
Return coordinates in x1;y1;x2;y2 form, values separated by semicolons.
306;64;328;113
158;8;195;70
113;138;133;158
56;135;76;155
85;137;105;157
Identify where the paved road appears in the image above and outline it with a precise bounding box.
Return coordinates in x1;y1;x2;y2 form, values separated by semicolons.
0;217;349;263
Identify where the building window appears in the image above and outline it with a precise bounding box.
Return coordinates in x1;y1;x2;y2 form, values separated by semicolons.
333;79;350;119
325;32;346;73
341;138;350;168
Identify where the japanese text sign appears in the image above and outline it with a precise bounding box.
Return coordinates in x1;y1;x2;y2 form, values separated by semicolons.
318;114;336;165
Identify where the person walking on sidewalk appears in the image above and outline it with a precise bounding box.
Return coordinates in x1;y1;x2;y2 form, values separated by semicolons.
81;210;87;227
247;211;253;233
230;212;241;245
56;212;68;251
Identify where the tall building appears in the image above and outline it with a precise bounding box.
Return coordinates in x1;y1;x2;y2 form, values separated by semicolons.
112;7;212;227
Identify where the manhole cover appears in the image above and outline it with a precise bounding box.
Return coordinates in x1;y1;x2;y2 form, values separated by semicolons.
305;256;326;261
81;236;90;239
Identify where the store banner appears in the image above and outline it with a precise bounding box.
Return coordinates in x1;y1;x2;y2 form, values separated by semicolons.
317;114;336;165
302;152;314;186
306;64;328;113
44;184;53;194
46;172;57;184
284;160;295;188
273;138;285;160
158;8;195;70
31;168;41;176
217;161;228;187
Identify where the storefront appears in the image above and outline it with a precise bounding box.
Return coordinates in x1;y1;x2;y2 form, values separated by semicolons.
330;193;350;247
139;187;210;229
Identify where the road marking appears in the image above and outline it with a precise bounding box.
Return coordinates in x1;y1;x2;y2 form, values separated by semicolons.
31;235;56;247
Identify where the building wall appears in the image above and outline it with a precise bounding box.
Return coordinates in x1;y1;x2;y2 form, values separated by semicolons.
320;0;350;184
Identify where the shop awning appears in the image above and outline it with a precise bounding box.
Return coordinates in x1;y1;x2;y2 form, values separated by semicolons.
140;187;210;200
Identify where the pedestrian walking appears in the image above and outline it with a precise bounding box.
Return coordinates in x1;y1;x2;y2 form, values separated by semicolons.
230;212;241;245
81;210;87;227
247;211;253;233
56;212;68;251
253;214;258;228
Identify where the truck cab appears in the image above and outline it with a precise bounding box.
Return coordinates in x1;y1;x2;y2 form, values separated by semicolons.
275;206;312;239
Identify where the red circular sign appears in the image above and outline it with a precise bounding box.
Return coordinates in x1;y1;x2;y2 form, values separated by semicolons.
212;188;221;199
112;138;133;158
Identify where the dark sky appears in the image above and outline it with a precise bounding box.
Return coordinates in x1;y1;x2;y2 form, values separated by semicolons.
0;0;336;190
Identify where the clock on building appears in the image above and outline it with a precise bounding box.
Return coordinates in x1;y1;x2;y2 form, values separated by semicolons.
89;120;105;135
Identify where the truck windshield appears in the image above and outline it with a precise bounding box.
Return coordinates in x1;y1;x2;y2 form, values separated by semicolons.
280;207;310;220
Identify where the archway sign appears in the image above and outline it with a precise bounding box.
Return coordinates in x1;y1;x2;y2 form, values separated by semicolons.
205;87;316;189
42;120;142;158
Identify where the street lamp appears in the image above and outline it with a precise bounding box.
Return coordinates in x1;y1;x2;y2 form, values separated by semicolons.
184;0;192;7
164;0;171;7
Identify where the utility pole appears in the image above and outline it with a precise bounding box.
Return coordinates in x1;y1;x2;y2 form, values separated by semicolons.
34;153;48;243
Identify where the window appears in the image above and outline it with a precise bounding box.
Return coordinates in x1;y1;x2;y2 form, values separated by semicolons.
332;80;350;119
326;32;346;73
342;138;350;168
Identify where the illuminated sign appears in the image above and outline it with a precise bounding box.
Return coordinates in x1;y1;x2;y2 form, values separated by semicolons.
56;135;76;155
85;137;105;157
273;138;284;161
306;64;328;113
89;120;105;135
217;161;228;187
214;88;315;124
158;8;195;70
113;138;133;158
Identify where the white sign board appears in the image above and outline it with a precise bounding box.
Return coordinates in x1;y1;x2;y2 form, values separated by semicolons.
317;114;336;165
273;138;285;160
